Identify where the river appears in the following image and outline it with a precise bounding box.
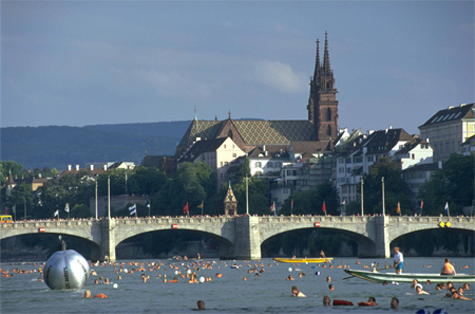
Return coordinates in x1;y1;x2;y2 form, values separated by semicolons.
1;257;474;314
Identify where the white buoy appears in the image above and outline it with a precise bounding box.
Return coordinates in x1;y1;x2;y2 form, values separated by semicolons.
288;267;292;272
113;283;118;289
199;277;205;283
187;269;192;274
43;249;90;290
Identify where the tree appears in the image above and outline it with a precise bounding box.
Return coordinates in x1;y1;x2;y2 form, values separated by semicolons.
6;183;33;219
127;167;167;196
352;157;413;216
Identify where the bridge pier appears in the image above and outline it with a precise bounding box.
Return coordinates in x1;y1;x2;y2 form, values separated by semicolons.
374;216;390;258
220;217;262;260
100;218;117;262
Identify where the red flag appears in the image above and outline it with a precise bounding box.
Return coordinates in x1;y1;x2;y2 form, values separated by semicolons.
183;202;189;215
270;203;275;212
420;201;424;209
322;202;326;214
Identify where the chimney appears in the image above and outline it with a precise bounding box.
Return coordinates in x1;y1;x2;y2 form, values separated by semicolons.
90;164;94;171
75;164;80;171
68;164;72;171
103;165;108;170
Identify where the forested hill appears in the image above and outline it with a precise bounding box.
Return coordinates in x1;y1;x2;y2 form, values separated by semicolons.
1;121;191;170
84;121;191;138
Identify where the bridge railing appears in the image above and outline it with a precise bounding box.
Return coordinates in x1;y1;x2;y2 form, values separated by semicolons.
388;216;475;223
258;216;374;223
113;217;234;226
0;220;96;229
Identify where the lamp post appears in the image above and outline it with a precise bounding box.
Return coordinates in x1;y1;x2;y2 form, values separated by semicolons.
95;178;98;220
107;176;111;219
361;177;364;216
245;174;249;216
382;176;386;216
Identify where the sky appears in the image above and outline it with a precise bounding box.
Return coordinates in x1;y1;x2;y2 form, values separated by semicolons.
1;1;474;134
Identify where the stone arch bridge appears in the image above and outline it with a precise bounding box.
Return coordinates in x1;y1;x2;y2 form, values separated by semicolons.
1;216;474;262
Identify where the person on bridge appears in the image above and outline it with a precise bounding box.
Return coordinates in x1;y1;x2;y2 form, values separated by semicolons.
393;247;403;275
440;258;456;276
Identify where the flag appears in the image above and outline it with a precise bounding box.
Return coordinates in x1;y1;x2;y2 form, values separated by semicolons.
129;204;136;215
65;203;70;213
444;202;450;216
183;202;189;215
322;201;327;215
198;202;204;209
291;200;294;210
270;203;275;212
420;200;424;209
397;202;401;215
54;210;59;217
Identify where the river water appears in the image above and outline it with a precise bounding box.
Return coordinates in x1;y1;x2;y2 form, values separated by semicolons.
1;257;474;314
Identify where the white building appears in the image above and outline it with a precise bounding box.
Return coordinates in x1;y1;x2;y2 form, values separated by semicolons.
419;103;475;162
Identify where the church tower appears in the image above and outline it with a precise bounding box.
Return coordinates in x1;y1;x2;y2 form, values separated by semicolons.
307;32;339;141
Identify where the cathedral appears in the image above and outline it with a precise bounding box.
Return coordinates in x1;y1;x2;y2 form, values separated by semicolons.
175;33;340;164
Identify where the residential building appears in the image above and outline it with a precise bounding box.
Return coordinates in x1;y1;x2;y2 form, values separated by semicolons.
175;137;246;189
419;103;475;162
401;162;442;209
461;135;475;156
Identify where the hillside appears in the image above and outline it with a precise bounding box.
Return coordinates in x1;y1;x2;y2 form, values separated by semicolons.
0;122;190;170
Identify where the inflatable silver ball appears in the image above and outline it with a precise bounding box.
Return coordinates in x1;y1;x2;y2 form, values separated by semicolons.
43;249;90;290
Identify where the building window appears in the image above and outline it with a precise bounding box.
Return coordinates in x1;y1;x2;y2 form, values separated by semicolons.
411;154;415;160
267;162;273;168
275;162;282;168
326;108;332;121
232;153;237;157
225;162;228;167
220;162;223;167
255;162;262;168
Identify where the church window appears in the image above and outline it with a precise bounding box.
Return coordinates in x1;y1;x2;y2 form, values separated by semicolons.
326;108;332;121
326;81;332;89
326;125;332;136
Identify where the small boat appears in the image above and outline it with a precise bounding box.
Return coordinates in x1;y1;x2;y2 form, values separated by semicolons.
344;269;475;284
273;257;333;263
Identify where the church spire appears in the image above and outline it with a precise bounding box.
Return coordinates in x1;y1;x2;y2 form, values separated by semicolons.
313;39;321;80
323;31;331;75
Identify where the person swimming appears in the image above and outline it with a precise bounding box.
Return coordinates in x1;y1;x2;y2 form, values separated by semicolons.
440;258;456;276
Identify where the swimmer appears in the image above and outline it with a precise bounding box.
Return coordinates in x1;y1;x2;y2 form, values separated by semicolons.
291;285;306;297
390;297;399;309
285;275;295;281
441;258;456;276
358;296;377;306
463;283;470;290
84;290;91;298
415;284;429;295
329;284;334;291
323;295;331;306
197;300;205;310
326;276;331;282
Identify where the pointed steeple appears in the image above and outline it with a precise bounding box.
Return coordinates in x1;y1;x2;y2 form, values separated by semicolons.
313;39;321;80
323;31;331;75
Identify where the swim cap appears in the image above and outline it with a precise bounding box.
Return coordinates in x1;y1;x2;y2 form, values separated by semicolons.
414;283;423;290
416;309;430;314
433;309;448;314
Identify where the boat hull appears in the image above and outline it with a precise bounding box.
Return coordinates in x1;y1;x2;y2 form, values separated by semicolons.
344;269;475;283
273;257;333;263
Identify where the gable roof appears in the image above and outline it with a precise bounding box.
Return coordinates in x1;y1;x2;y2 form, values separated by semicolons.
177;138;229;163
363;128;414;154
419;103;475;128
177;119;315;148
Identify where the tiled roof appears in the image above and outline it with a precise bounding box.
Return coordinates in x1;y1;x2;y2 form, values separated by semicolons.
178;119;315;148
248;145;290;158
419;103;475;128
364;129;414;154
177;138;228;163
